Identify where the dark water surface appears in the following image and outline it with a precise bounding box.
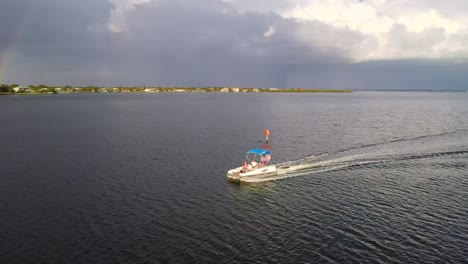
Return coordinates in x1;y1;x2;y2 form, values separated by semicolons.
1;92;467;263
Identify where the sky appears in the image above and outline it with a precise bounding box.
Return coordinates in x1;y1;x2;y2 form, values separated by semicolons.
1;0;468;89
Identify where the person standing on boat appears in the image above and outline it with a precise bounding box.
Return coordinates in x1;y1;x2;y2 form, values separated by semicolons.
242;160;249;173
261;154;270;166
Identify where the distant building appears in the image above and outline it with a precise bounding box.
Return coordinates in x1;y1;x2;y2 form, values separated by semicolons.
231;87;240;92
144;88;158;92
13;86;34;93
220;88;229;92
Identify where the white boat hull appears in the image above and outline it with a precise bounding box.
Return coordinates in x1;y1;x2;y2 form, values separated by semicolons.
227;165;277;182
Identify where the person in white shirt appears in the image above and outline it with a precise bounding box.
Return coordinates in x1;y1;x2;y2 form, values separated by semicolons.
251;160;258;168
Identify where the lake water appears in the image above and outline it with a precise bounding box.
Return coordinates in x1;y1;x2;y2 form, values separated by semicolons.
1;92;467;263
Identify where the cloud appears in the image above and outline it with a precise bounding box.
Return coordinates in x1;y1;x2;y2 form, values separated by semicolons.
0;0;112;61
283;59;468;90
103;0;357;86
1;0;467;88
263;26;275;37
109;0;151;32
231;0;468;60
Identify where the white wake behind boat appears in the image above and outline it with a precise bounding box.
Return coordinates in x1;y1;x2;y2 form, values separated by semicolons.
227;148;277;182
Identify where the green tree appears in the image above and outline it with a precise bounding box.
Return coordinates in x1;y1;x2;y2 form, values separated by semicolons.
0;85;9;93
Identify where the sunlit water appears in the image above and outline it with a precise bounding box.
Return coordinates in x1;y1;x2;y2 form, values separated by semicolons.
1;92;467;263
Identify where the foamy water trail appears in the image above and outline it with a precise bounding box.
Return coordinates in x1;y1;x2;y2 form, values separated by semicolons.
242;130;468;183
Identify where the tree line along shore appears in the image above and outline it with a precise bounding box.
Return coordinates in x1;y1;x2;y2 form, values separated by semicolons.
0;84;352;94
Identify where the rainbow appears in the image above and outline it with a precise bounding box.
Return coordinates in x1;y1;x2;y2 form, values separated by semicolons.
0;19;28;85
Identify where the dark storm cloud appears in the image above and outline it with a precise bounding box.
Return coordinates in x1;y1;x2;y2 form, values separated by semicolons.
284;59;468;90
2;0;360;86
0;0;112;64
106;0;355;86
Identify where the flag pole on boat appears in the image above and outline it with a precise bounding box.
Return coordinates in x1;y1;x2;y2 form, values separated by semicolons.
264;129;270;149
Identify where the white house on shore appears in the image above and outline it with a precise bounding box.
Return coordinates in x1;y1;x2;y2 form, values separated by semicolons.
221;87;240;92
13;86;35;93
144;88;158;92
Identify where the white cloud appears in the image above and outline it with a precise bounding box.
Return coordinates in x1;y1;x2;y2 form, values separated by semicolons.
109;0;152;32
263;26;275;37
229;0;468;61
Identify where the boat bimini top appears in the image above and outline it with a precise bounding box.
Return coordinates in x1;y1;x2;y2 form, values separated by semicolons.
247;148;271;155
246;148;272;167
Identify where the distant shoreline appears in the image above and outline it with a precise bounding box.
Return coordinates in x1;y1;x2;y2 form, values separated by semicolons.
0;92;52;95
3;89;468;95
0;87;353;94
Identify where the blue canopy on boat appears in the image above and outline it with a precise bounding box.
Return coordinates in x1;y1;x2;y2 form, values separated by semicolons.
247;148;271;155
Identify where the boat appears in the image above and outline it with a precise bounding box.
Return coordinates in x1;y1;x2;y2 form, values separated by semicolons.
227;148;277;182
